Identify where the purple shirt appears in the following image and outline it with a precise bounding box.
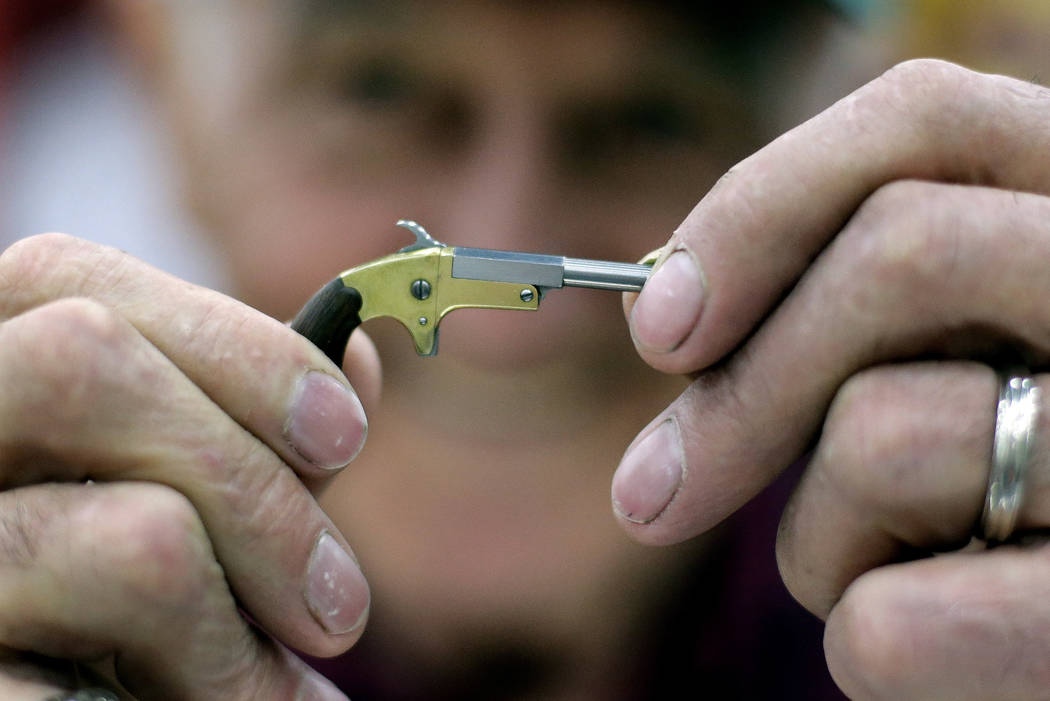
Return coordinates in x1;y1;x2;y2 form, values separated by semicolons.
307;463;844;700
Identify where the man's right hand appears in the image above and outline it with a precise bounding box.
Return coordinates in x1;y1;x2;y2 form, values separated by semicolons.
0;234;379;700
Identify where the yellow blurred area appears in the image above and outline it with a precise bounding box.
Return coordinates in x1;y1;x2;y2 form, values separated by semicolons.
903;0;1050;78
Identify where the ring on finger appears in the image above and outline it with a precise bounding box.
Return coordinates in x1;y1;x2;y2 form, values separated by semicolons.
980;372;1040;543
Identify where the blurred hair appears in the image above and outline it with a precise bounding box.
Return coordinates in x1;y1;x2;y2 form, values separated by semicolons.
298;0;835;76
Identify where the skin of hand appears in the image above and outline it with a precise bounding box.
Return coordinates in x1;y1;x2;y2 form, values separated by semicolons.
619;58;1050;699
0;235;380;700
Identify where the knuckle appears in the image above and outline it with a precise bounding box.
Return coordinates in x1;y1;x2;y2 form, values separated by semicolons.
864;59;1041;173
0;234;139;319
834;181;961;316
824;575;911;700
869;58;973;113
818;368;924;513
71;484;221;607
5;299;140;415
0;233;86;307
0;232;82;275
839;59;977;156
877;57;969;91
9;296;124;353
31;297;126;350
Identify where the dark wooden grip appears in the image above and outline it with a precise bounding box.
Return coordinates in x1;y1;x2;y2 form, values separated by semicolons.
291;277;364;367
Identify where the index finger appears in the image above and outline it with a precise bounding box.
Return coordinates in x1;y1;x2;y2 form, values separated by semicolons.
0;233;371;482
627;59;1050;374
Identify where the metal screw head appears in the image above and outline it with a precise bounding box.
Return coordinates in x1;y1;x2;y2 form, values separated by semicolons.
418;316;428;326
410;279;432;300
520;288;535;302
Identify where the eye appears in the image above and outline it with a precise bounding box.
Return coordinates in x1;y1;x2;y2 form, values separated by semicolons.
331;54;475;154
340;56;420;108
558;93;703;173
615;94;696;144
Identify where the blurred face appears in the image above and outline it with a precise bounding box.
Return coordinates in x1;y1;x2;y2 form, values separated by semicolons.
160;0;760;376
144;0;814;676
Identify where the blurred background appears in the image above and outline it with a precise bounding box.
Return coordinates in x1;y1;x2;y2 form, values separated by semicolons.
7;1;1050;278
6;1;1050;280
1;0;229;287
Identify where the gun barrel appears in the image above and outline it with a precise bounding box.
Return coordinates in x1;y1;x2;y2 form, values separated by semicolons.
562;258;649;292
452;247;650;292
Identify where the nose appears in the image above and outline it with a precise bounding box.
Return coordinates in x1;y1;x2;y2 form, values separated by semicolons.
440;95;556;253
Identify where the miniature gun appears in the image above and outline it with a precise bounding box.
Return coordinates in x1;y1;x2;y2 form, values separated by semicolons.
291;220;660;365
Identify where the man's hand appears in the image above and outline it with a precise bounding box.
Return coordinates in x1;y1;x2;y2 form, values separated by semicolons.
618;59;1050;699
0;234;380;700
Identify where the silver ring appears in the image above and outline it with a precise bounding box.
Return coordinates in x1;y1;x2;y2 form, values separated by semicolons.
980;374;1041;543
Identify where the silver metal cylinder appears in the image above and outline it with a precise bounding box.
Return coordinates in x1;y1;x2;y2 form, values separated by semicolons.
562;258;650;291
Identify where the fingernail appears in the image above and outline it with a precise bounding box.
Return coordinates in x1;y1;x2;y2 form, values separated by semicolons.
630;248;704;353
286;371;367;469
298;674;351;701
305;531;370;635
612;419;684;524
